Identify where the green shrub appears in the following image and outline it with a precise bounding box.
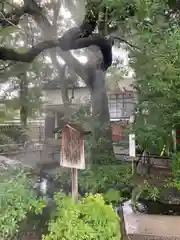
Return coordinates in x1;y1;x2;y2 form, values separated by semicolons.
0;124;27;144
142;180;160;201
53;164;132;208
103;188;126;204
0;170;45;239
146;185;160;201
79;164;132;194
162;153;180;190
171;152;180;179
131;180;160;209
53;164;132;198
163;152;180;191
164;177;180;190
43;193;120;240
0;133;15;146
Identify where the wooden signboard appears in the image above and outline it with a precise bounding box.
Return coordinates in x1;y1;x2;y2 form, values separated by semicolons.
60;123;90;202
60;124;85;169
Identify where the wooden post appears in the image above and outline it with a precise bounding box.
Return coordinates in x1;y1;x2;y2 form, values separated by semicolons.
129;134;136;175
172;129;177;153
131;157;134;175
71;168;78;202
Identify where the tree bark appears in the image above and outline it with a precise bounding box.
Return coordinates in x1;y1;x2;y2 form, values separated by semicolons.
59;65;72;122
19;73;29;143
19;73;28;128
90;69;115;163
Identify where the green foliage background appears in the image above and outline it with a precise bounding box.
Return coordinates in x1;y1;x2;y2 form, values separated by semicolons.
102;0;180;154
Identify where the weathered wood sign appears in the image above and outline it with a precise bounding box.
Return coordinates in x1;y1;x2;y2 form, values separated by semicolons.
60;122;90;202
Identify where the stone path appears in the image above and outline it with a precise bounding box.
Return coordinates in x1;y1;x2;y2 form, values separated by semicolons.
128;234;180;240
123;201;180;239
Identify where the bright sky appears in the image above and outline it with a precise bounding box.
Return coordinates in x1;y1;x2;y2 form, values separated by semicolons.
13;0;23;5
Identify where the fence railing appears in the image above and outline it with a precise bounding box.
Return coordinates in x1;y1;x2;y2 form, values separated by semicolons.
0;141;172;170
115;152;171;169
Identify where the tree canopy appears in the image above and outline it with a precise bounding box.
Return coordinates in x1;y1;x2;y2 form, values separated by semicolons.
99;0;180;154
2;0;180;155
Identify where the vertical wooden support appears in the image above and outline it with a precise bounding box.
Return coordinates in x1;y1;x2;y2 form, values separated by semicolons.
129;134;136;175
71;168;78;202
172;129;177;153
131;157;135;175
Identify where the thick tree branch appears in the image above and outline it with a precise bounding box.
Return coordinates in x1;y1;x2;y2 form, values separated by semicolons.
0;32;112;69
28;1;87;80
0;0;106;84
0;0;113;81
0;40;59;62
60;34;112;70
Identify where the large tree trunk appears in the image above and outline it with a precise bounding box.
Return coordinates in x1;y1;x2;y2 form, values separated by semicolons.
19;73;29;143
19;74;28;128
59;66;72;122
90;69;115;163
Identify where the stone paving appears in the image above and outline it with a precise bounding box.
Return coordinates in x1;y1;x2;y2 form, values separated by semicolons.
128;235;180;240
123;200;180;240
